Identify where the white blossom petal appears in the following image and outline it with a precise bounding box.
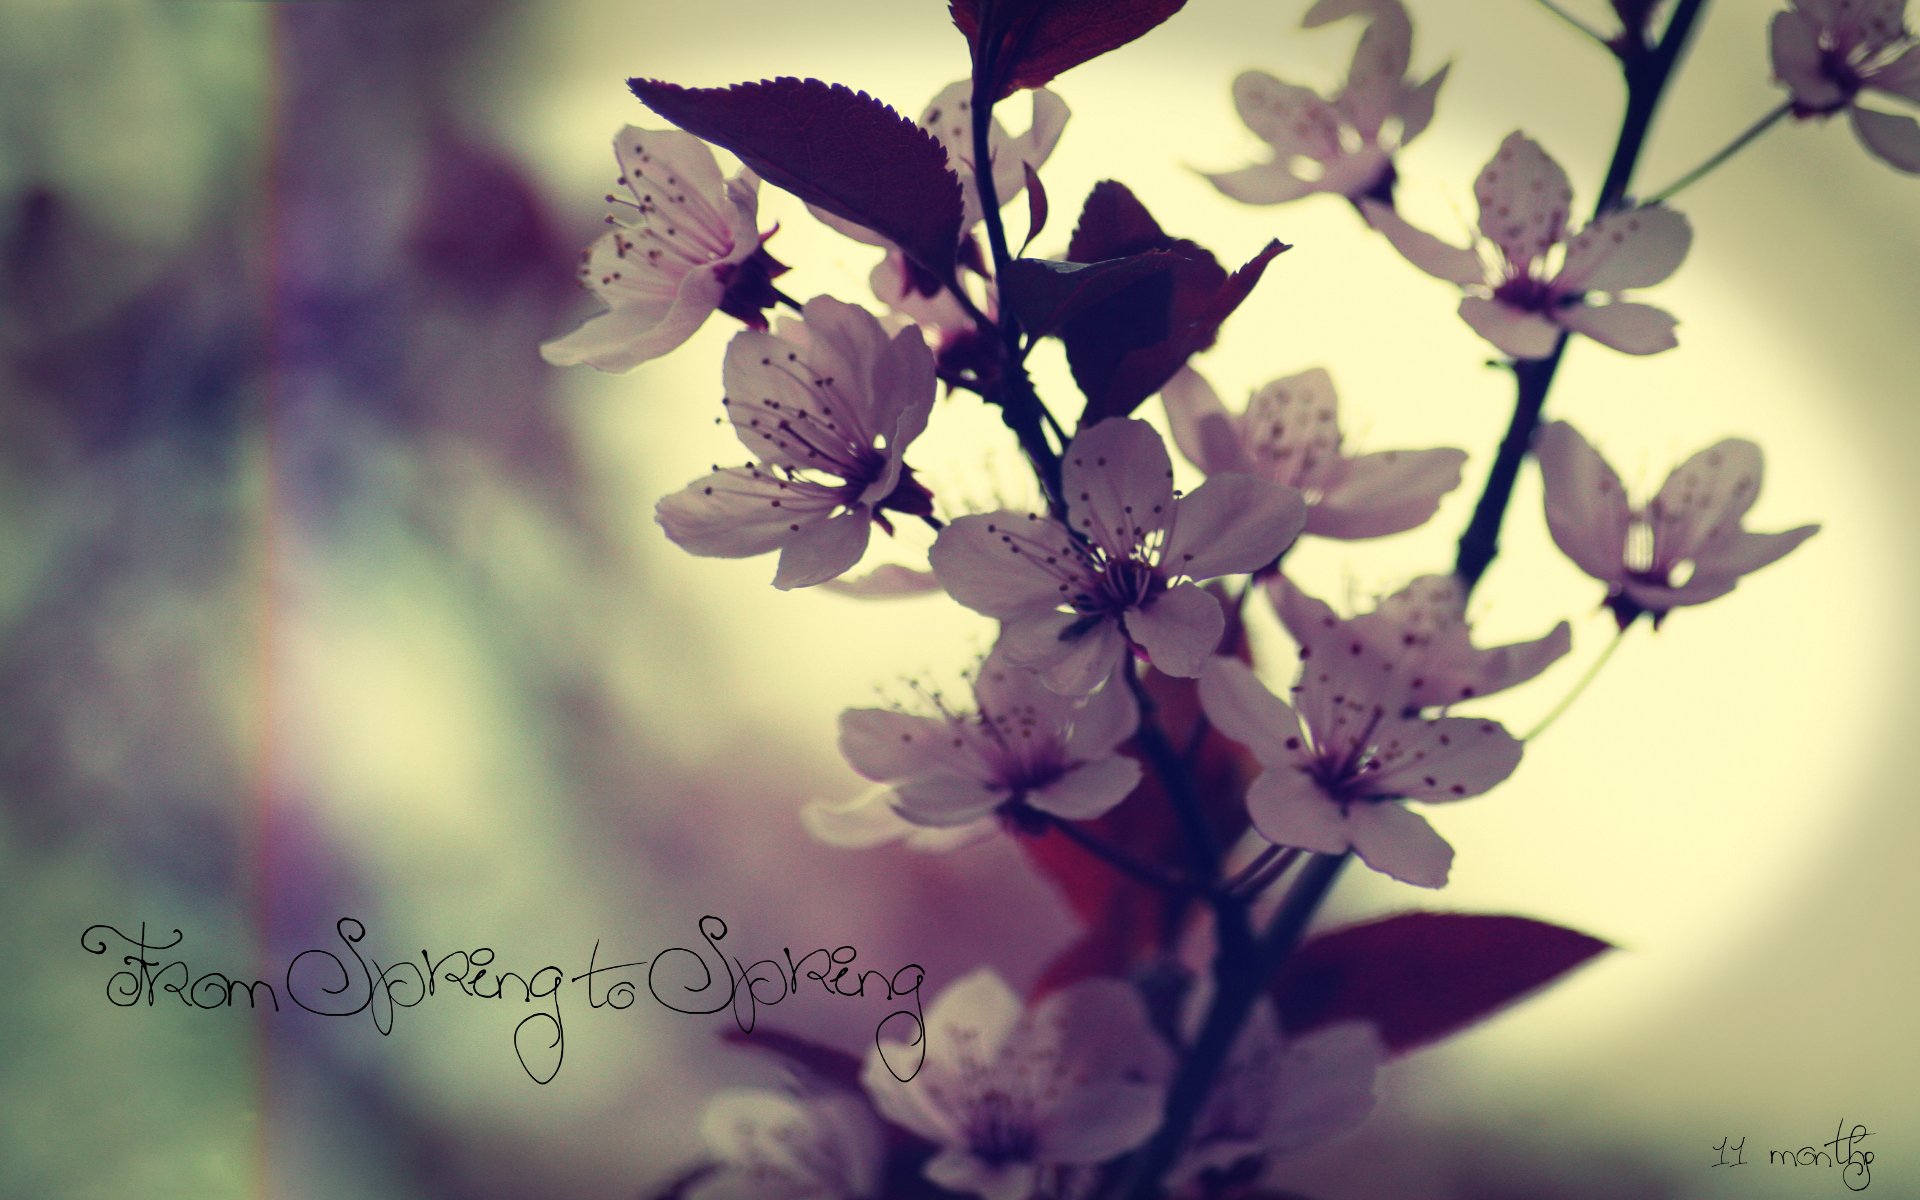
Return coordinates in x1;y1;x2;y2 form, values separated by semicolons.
1556;300;1679;355
1311;446;1466;538
932;512;1088;617
1460;297;1560;359
1002;611;1129;696
1162;366;1256;475
1852;105;1920;173
1648;438;1765;565
839;709;974;782
1199;656;1309;766
1535;422;1631;586
1345;801;1453;887
1032;755;1142;821
1232;70;1345;158
1771;9;1849;108
1263;1023;1384;1157
894;773;1006;826
1870;43;1920;103
774;508;872;590
1473;132;1574;273
802;785;995;852
655;468;840;559
1204;162;1322;205
1064;674;1140;757
1364;715;1524;802
1246;769;1355;855
1687;524;1820;584
1123;583;1225;678
1555;206;1692;293
1359;199;1484;285
821;563;943;598
1164;473;1307;580
1061;419;1177;560
1395;63;1450;144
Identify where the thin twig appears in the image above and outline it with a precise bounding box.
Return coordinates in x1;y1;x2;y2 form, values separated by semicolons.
1049;818;1195;894
1529;0;1611;45
1646;100;1792;203
1523;626;1627;740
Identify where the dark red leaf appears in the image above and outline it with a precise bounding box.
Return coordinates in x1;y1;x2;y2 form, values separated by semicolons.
1018;159;1049;255
1059;181;1287;424
628;76;964;277
1000;252;1178;341
1273;912;1612;1055
951;0;1189;100
719;1027;862;1091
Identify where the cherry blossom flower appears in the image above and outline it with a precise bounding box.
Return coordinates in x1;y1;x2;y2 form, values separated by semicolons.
930;419;1308;694
1267;574;1571;713
1206;0;1449;206
1535;421;1820;627
655;297;937;589
1162;365;1467;540
1360;132;1692;358
1199;655;1524;888
687;1088;883;1200
543;127;782;372
1772;0;1920;172
861;969;1172;1200
837;651;1141;829
1171;1004;1382;1189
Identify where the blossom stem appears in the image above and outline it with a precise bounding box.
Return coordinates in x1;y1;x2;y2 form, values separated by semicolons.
1121;657;1224;882
1113;853;1347;1199
966;66;1067;512
1523;626;1627;739
769;285;804;313
1226;844;1301;897
1454;0;1707;592
1049;817;1195;895
1645;100;1792;203
1529;0;1611;45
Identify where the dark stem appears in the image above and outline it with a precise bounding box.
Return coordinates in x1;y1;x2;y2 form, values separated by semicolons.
1115;853;1348;1198
1529;0;1610;44
1454;0;1707;593
965;61;1066;510
1122;659;1223;883
770;285;804;313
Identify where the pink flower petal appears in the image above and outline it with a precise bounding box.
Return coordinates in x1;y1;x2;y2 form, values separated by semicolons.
1246;769;1354;855
1032;756;1142;820
773;508;871;590
1162;366;1255;475
1771;9;1849;108
893;773;1006;826
1123;582;1225;677
1240;368;1344;493
1364;715;1524;802
1852;106;1920;173
1001;610;1129;696
1164;473;1307;580
541;244;726;371
820;563;943;598
931;511;1087;616
1473;132;1573;274
1263;1023;1384;1156
1534;421;1631;586
1358;199;1484;285
1311;446;1467;539
1346;801;1453;887
1688;524;1820;585
1870;43;1920;103
1648;438;1765;565
1556;300;1679;355
655;467;837;558
1064;673;1139;757
1200;656;1310;767
838;709;974;782
1460;296;1560;359
1232;70;1345;158
1395;63;1450;145
1204;162;1322;205
1555;206;1691;293
1061;419;1177;561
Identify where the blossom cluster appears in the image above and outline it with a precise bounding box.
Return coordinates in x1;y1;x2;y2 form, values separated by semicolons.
537;0;1858;1194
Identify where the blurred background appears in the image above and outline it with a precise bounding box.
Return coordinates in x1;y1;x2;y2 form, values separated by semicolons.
3;0;1915;1196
